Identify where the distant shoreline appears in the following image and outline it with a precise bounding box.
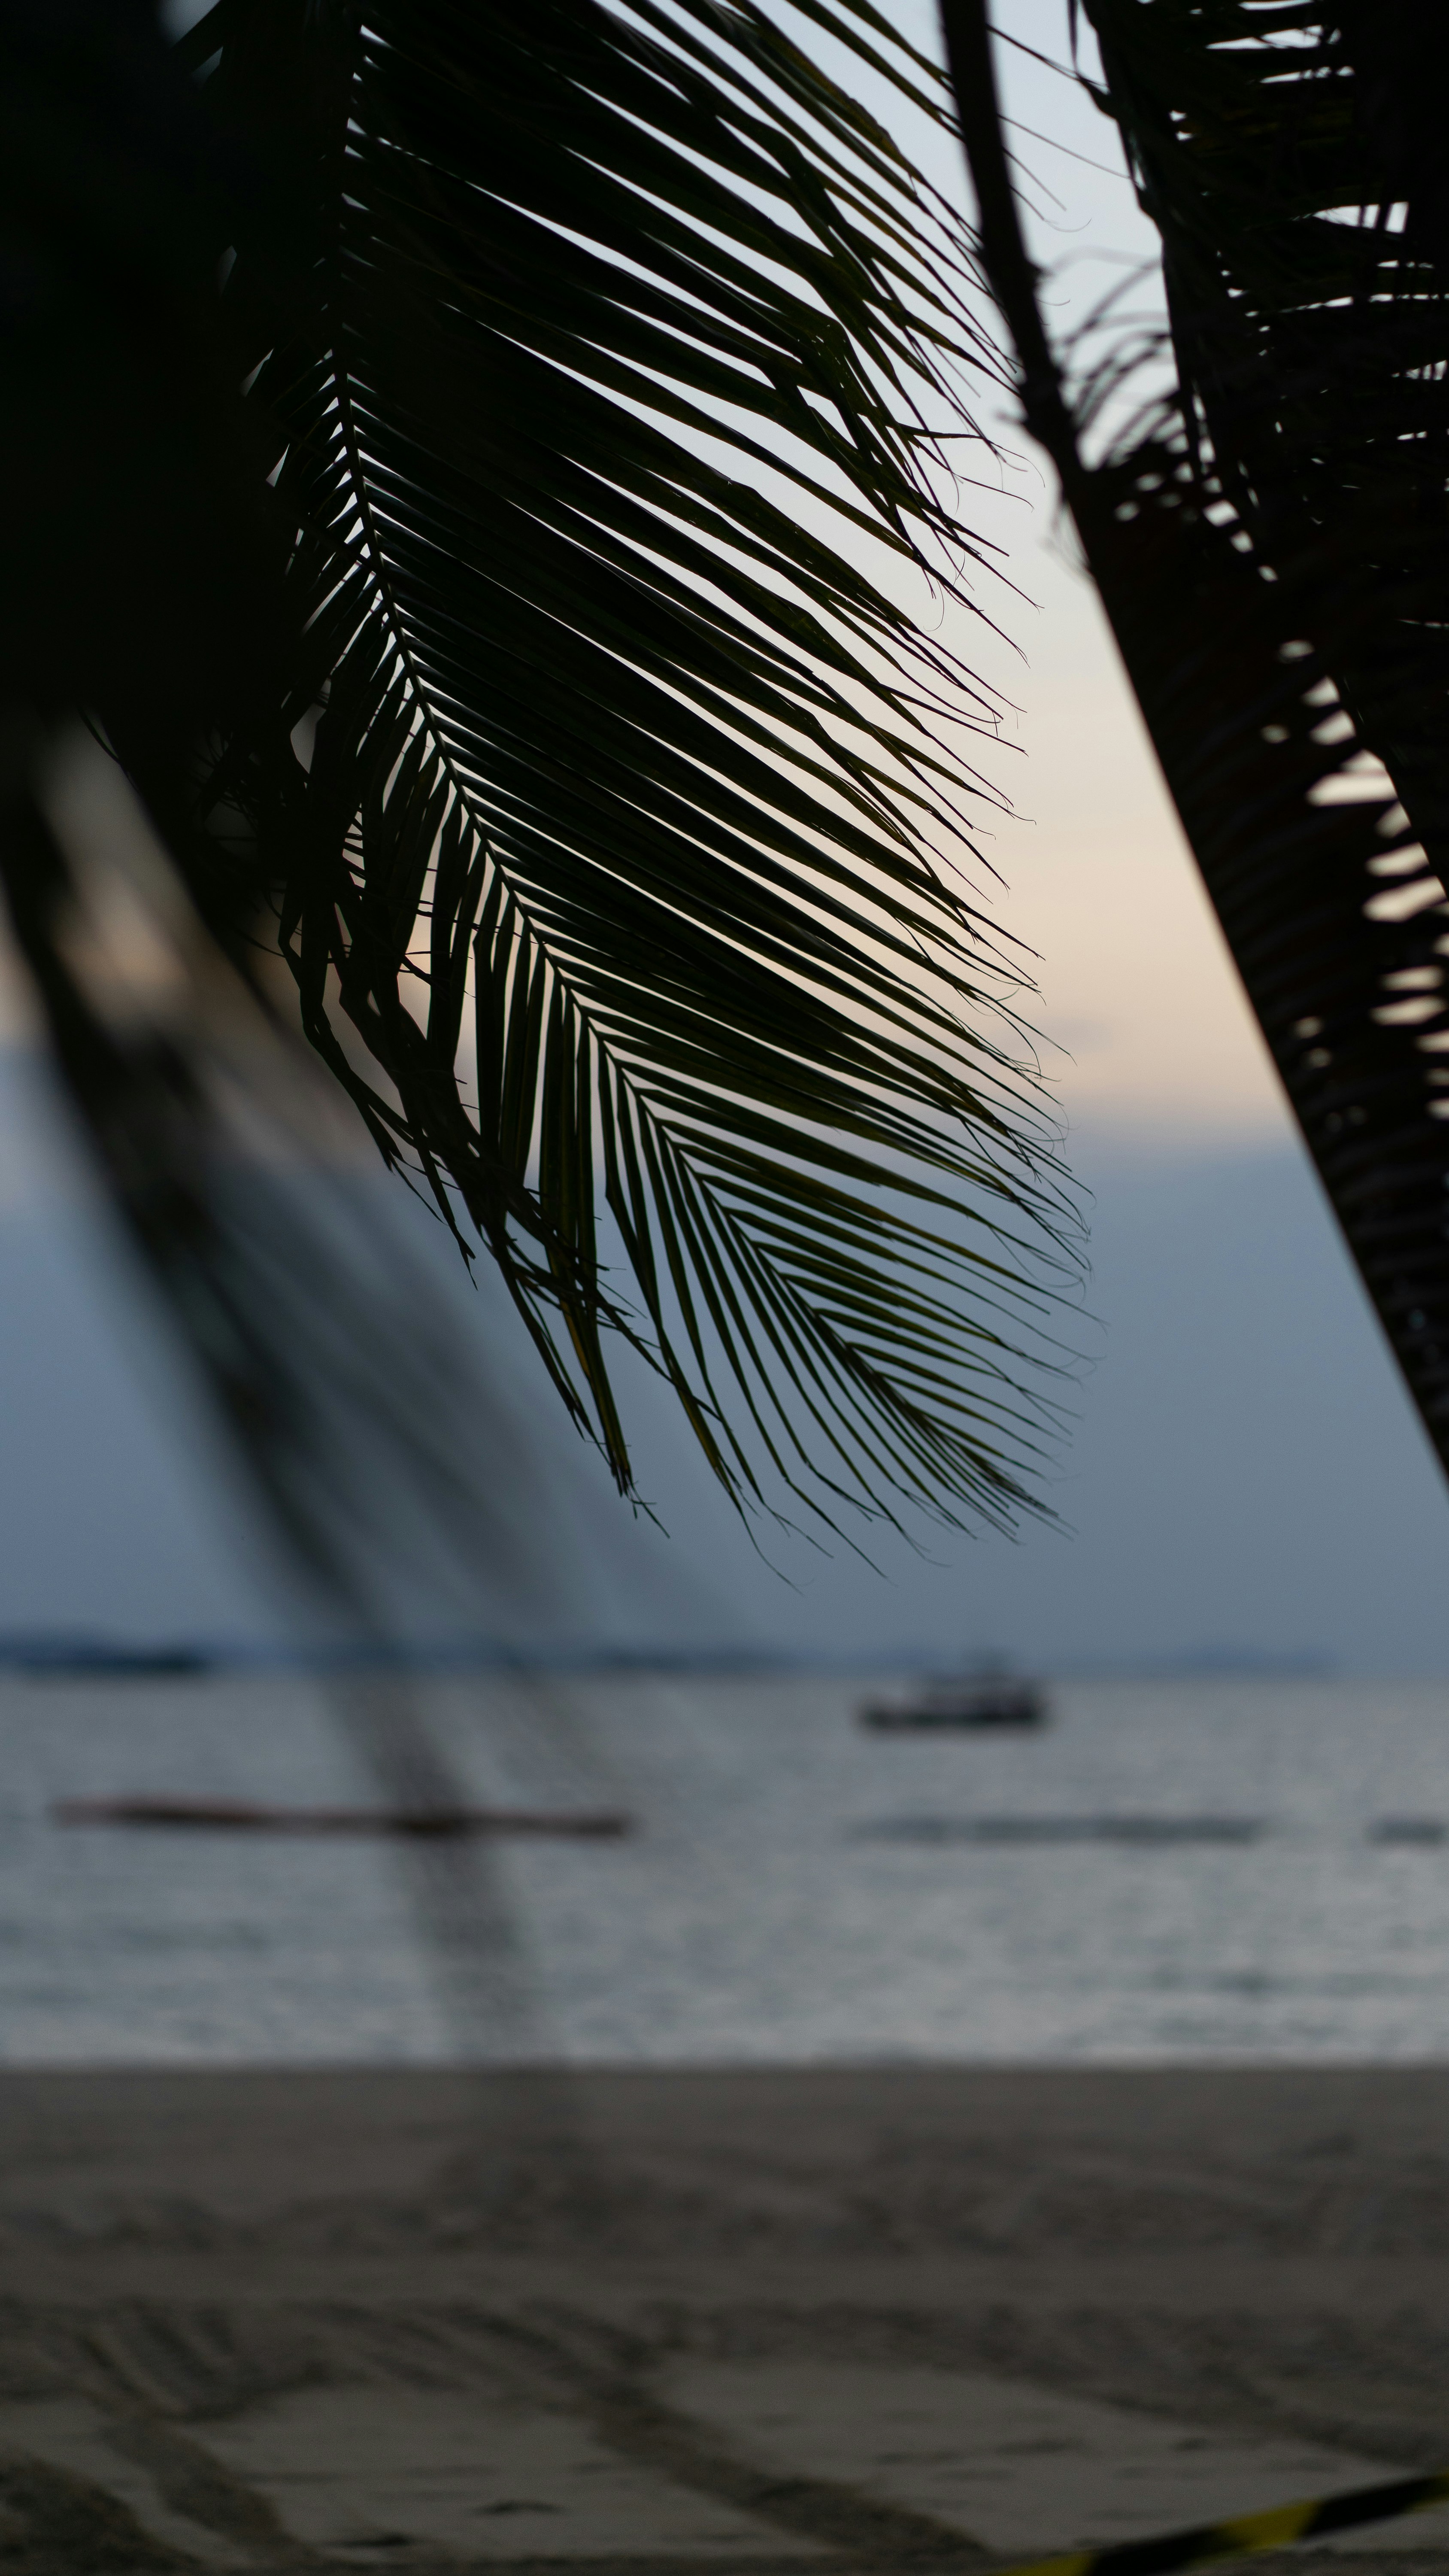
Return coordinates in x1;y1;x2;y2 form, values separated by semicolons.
0;1633;1345;1680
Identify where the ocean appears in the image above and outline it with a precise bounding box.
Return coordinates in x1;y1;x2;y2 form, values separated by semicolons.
5;1667;1449;2064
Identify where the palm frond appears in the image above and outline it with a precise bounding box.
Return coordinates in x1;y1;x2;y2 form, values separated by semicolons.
944;0;1449;1477
0;1;558;1590
147;0;1077;1544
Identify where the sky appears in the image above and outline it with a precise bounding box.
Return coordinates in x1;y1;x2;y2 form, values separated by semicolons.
0;4;1445;1671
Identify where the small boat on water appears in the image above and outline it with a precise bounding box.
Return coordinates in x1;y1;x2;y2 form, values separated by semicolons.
860;1671;1048;1732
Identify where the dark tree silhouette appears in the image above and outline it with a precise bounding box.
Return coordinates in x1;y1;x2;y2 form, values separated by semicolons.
0;0;1078;1586
945;0;1449;1481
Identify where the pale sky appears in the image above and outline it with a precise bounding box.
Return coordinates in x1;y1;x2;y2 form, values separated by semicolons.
937;0;1289;1156
967;518;1287;1151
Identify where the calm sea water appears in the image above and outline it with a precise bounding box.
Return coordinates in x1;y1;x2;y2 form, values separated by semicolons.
5;1669;1449;2063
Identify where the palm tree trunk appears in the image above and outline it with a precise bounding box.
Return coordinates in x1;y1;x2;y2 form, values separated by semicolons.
942;0;1449;1480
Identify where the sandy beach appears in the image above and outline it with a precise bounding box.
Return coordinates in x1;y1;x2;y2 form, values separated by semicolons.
1;2064;1448;2570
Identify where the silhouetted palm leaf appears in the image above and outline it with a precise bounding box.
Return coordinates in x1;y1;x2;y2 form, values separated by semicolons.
0;0;1076;1582
944;0;1449;1477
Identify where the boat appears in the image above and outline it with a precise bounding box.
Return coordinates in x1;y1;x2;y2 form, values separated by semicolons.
859;1672;1048;1732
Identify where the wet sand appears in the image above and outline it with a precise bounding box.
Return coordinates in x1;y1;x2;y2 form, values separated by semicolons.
1;2064;1449;2571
